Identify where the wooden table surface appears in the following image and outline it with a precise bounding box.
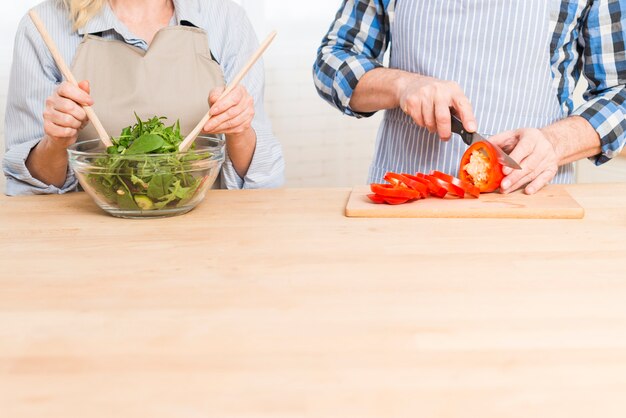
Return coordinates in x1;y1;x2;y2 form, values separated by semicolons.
1;185;626;417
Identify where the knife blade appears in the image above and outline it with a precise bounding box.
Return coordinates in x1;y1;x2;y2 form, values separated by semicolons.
450;115;522;170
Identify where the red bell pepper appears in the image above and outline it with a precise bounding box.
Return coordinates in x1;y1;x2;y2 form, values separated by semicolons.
370;183;421;200
430;170;480;198
459;141;504;193
384;173;429;197
367;194;411;205
402;173;447;198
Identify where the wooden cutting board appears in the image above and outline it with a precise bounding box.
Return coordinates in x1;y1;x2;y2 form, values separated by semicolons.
345;185;584;219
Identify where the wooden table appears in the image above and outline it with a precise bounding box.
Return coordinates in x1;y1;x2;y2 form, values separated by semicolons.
1;185;626;417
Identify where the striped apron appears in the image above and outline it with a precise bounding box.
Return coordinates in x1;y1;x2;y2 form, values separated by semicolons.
369;0;574;184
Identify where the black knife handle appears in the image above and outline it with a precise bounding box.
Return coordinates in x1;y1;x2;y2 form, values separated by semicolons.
450;114;473;146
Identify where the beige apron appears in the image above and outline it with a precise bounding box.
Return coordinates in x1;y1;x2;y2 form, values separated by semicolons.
72;25;225;141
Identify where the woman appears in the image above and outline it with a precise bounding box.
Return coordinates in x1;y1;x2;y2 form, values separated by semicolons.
3;0;284;195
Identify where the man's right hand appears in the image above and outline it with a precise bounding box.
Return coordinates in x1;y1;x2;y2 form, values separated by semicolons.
397;75;477;141
43;80;92;149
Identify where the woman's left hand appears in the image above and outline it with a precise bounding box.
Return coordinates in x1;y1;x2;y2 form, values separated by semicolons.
203;85;255;136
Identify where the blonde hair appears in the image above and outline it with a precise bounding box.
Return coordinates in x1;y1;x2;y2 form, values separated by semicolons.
61;0;107;30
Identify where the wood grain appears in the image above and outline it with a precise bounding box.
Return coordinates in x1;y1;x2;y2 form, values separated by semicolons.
346;184;585;219
1;185;626;418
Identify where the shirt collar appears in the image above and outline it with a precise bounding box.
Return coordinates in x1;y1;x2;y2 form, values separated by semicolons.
77;0;203;36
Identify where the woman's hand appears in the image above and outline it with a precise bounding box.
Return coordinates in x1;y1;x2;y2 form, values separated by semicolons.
25;80;92;187
43;80;92;149
398;75;477;141
204;85;257;178
203;85;255;137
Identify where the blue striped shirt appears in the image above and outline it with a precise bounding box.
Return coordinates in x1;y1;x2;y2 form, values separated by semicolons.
313;0;626;166
3;0;284;196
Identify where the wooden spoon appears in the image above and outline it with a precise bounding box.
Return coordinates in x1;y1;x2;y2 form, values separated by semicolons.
28;10;113;148
178;31;278;152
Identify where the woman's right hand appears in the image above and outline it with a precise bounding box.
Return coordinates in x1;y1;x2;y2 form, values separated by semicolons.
43;80;93;148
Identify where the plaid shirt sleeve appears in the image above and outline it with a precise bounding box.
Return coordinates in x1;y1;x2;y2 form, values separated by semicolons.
568;0;626;165
312;0;393;117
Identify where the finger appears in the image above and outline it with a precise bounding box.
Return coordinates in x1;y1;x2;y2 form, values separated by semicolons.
421;100;436;133
44;119;78;139
205;107;254;134
204;95;254;132
451;95;477;132
210;86;245;116
208;86;226;106
434;100;452;140
78;80;91;95
49;96;88;123
57;81;93;106
525;168;557;195
506;135;537;172
487;130;518;151
487;130;521;176
403;97;425;127
412;103;425;127
44;107;83;129
501;153;546;193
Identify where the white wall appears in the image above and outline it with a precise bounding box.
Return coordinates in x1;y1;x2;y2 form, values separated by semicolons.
257;0;381;187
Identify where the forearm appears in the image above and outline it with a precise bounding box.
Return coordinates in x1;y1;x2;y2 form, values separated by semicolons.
541;116;602;166
349;68;415;113
25;136;70;188
226;128;257;178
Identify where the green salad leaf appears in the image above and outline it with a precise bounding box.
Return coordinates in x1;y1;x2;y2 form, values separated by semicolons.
87;115;212;212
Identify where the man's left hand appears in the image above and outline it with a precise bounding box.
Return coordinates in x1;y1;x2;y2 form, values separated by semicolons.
488;128;559;195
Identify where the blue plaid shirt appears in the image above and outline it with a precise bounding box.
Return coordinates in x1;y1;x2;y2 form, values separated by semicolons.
313;0;626;165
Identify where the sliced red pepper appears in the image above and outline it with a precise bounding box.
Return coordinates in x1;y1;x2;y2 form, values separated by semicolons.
383;172;409;187
459;141;504;193
367;194;410;205
385;173;429;197
371;183;421;200
430;170;480;198
403;173;447;198
415;173;465;198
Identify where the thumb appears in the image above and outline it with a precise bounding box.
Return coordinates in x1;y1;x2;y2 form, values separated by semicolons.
487;129;518;151
208;86;225;106
487;130;520;176
78;80;90;95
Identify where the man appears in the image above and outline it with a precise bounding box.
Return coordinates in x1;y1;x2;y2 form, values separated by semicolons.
313;0;625;194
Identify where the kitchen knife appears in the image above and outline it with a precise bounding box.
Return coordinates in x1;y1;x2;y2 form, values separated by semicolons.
450;115;522;170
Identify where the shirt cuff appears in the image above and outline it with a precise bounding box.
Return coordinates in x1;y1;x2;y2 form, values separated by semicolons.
3;138;78;196
220;153;245;190
333;55;383;118
219;128;285;190
572;93;626;166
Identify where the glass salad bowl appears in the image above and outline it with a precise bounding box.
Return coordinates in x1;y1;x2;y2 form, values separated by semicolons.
68;135;225;219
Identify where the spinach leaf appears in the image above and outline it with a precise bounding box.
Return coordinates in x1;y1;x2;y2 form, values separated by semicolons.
125;134;165;155
147;174;175;200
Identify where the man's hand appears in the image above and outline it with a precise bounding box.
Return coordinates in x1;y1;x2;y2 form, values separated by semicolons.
398;75;477;141
349;68;477;140
488;128;559;195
